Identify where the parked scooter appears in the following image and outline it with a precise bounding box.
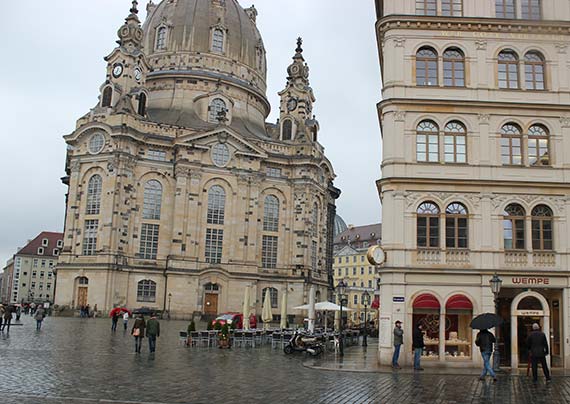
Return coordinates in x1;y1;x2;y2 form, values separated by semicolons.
283;330;324;356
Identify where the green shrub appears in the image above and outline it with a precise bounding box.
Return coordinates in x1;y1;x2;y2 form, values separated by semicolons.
207;321;213;330
214;321;222;331
187;320;196;334
220;324;230;339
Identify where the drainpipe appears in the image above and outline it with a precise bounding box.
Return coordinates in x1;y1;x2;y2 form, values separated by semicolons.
163;255;170;319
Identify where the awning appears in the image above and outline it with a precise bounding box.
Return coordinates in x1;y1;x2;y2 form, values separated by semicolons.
413;293;440;309
446;294;473;310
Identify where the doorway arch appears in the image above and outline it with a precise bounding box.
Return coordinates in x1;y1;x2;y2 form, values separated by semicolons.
510;291;550;368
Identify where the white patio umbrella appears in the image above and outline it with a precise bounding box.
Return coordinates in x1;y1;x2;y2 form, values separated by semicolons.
262;288;273;330
308;286;316;333
242;285;250;330
280;291;288;329
293;301;353;311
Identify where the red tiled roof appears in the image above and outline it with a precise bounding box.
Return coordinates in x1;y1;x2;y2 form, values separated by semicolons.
16;232;64;258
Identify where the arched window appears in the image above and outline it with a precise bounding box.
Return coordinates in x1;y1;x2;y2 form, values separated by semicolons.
204;283;220;292
528;124;549;166
208;98;227;123
498;50;519;89
417;202;440;248
137;280;156;302
443;48;465;87
445;203;468;249
522;0;542;20
101;87;113;107
138;93;147;116
444;121;467;163
524;51;545;90
532;205;553;250
262;287;278;308
500;124;523;165
504;204;526;250
496;0;516;18
442;0;463;16
212;29;224;53
143;180;163;220
86;175;102;215
156;26;167;50
207;185;226;225
416;0;437;15
78;276;89;285
416;120;439;162
416;47;438;86
282;119;293;141
263;195;280;232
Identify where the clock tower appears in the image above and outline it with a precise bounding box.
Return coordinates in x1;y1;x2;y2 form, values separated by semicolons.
277;38;319;143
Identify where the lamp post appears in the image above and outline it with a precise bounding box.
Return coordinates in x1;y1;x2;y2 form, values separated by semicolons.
336;280;347;357
489;273;503;371
168;293;172;320
362;290;371;347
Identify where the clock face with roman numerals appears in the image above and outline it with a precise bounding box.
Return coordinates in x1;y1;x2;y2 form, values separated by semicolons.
112;64;123;78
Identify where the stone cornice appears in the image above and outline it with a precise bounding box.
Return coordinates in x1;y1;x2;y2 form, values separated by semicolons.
378;98;570;113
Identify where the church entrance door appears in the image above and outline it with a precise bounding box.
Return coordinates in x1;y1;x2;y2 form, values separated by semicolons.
204;293;218;316
77;287;88;308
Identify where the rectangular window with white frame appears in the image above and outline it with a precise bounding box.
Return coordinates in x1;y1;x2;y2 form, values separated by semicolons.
262;235;278;269
205;228;223;264
82;219;99;256
139;223;160;260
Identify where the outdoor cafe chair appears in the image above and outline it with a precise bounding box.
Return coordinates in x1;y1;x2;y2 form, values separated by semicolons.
233;330;244;348
243;331;255;348
179;331;188;346
254;330;263;345
189;331;200;347
281;333;292;349
199;331;210;347
271;332;281;349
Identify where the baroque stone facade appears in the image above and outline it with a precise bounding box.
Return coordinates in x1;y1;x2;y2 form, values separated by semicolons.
54;0;339;320
375;0;570;369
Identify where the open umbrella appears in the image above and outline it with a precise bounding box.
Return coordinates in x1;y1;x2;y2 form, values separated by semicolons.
470;313;503;330
262;289;273;330
109;307;131;317
242;286;250;330
280;291;288;329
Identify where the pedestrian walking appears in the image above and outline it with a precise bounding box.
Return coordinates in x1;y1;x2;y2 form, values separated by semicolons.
0;305;5;331
475;328;497;382
146;313;160;354
412;324;425;371
35;307;45;331
111;311;120;332
392;320;403;369
1;306;12;332
16;305;21;321
131;314;146;354
527;323;551;384
93;304;98;318
123;311;129;331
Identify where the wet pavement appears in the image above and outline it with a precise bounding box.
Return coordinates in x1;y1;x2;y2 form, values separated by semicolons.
0;316;568;403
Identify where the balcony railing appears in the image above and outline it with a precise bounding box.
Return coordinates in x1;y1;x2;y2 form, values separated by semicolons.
503;251;528;267
532;252;556;267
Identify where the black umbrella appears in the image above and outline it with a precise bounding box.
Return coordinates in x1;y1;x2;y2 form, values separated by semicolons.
470;313;503;330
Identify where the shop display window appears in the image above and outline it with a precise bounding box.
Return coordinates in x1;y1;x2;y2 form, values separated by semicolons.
445;295;473;360
413;293;441;359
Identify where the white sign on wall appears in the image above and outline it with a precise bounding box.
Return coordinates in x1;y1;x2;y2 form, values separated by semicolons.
379;315;392;348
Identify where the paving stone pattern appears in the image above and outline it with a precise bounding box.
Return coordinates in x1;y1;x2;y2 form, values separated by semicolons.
0;317;569;404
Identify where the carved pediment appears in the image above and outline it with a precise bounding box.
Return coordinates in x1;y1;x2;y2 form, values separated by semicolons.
177;128;268;159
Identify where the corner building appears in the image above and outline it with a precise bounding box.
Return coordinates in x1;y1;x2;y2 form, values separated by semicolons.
375;0;570;369
55;0;339;320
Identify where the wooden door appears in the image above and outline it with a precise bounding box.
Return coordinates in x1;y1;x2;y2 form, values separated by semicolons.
204;293;218;315
77;287;88;308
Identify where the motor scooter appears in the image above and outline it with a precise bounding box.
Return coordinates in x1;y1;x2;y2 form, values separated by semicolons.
283;330;324;356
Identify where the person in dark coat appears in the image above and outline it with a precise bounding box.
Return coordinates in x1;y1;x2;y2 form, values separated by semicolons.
475;329;497;382
392;320;403;369
111;311;120;332
1;306;13;332
527;323;551;383
412;324;425;371
146;313;160;354
131;314;146;354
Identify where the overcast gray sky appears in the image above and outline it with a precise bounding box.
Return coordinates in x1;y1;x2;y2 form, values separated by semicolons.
0;0;382;266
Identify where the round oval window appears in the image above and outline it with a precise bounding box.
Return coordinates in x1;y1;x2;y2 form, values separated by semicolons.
88;133;105;154
211;143;231;167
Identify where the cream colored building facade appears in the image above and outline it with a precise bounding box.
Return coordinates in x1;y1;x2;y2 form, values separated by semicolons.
375;0;570;369
55;0;339;320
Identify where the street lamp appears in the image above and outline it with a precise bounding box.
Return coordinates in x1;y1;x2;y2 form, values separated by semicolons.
362;290;371;347
336;280;348;357
489;273;503;371
168;293;172;320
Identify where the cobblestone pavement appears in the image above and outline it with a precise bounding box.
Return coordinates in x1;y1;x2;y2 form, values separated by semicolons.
1;316;569;404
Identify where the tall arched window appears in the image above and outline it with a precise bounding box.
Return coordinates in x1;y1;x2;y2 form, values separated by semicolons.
500;123;523;165
496;0;516;18
416;120;439;162
528;124;549;166
442;0;463;16
444;121;467;163
263;195;280;232
522;0;542;20
417;202;440;248
138;93;147;116
524;51;545;90
208;98;227;123
207;185;226;225
143;180;163;220
137;280;156;302
504;204;526;250
531;205;553;250
262;287;278;308
416;0;437;15
282;119;293;141
498;50;519;89
445;203;468;249
416;47;438;86
101;87;113;107
156;26;167;50
443;48;465;87
86;175;102;215
212;29;224;53
312;203;319;237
